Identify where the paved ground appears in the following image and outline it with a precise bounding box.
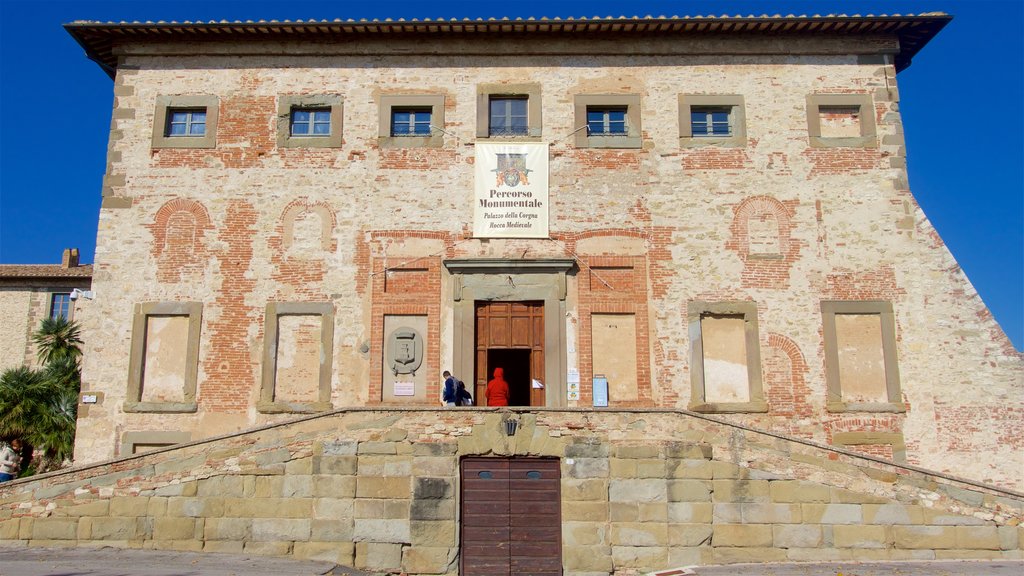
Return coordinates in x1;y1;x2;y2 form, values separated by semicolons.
0;547;348;576
663;560;1024;576
0;548;1020;576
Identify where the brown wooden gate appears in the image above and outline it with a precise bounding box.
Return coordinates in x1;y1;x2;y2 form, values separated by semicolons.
460;457;562;575
475;301;545;406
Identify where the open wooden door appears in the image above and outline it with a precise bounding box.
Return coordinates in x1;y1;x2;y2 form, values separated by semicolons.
475;301;545;406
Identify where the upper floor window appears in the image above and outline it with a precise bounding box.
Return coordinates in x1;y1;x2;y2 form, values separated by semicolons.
678;94;746;148
50;293;71;321
290;108;331;137
378;95;445;148
573;94;641;149
166;109;206;137
587;107;628;135
152;95;218;149
391;108;432;136
489;96;529;137
690;107;732;137
476;84;541;140
276;95;344;149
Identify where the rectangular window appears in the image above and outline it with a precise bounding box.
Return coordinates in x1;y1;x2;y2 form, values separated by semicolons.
821;301;902;412
678;94;746;148
489;96;529;137
586;107;628;135
152;95;218;149
290;108;331;136
378;95;445;148
573;95;641;149
166;108;207;137
690;107;732;137
391;108;432;136
50;293;71;321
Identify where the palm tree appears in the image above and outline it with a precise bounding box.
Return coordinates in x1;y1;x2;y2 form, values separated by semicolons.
0;318;84;475
32;317;83;367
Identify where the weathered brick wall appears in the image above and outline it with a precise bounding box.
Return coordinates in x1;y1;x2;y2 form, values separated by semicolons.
5;409;1023;575
74;34;1023;492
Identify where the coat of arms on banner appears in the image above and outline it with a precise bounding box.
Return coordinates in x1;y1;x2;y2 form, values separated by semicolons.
492;154;532;187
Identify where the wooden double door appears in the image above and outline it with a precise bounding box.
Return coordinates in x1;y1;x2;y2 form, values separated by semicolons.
460;458;562;575
475;301;545;406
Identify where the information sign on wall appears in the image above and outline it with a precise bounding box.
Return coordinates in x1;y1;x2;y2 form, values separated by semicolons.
474;143;549;238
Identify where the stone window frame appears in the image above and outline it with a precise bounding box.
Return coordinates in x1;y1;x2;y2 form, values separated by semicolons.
120;431;192;456
276;94;344;149
831;431;907;464
476;83;543;140
678;94;747;148
687;301;767;413
377;94;446;149
821;300;904;413
125;301;202;413
258;302;335;414
573;94;642;149
48;291;73;321
151;95;219;149
805;93;878;148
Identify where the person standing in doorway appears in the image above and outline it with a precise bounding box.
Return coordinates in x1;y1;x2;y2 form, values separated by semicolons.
442;370;458;407
486;367;510;407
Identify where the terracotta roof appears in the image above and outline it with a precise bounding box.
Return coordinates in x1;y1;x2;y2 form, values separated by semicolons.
65;13;951;76
0;264;93;279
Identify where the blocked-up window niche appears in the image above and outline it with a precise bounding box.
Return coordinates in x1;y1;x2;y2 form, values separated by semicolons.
805;93;877;148
591;313;638;403
259;302;335;413
688;301;766;413
125;302;202;413
822;301;903;412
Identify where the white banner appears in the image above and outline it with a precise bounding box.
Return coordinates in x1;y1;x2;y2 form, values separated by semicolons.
474;143;549;238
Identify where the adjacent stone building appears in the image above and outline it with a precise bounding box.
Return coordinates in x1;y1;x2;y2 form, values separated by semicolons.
63;10;1021;500
0;249;92;372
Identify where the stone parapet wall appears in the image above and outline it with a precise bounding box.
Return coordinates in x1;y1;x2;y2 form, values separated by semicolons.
3;409;1021;575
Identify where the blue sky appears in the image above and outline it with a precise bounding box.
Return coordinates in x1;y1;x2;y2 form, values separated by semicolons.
1;0;1021;350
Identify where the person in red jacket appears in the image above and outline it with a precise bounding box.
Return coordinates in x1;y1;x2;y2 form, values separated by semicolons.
485;367;510;407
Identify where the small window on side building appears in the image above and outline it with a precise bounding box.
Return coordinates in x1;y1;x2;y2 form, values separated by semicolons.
50;293;71;321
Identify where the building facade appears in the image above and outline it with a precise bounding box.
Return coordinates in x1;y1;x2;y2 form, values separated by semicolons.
0;248;92;372
65;14;1022;491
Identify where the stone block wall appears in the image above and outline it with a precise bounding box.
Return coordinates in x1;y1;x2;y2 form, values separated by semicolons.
4;409;1022;575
